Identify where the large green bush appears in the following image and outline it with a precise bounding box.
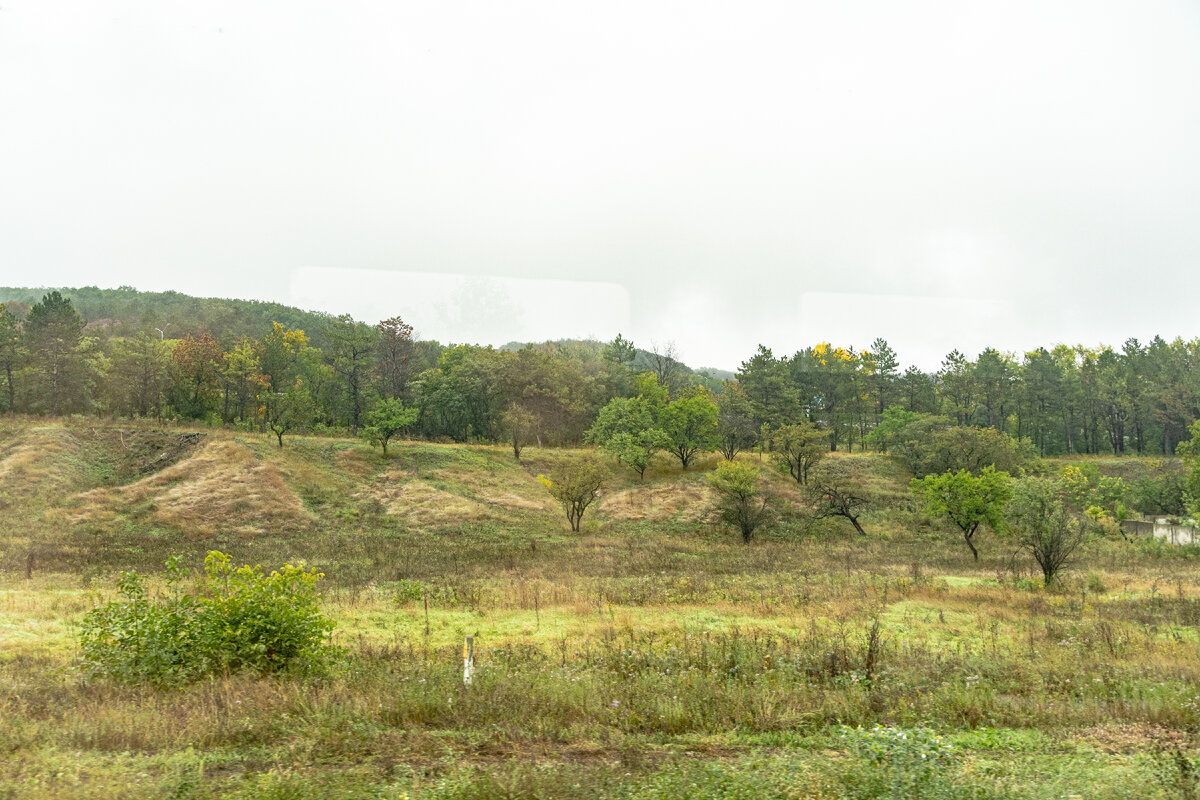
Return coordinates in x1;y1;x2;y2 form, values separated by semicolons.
707;459;774;542
79;551;336;685
874;409;1035;478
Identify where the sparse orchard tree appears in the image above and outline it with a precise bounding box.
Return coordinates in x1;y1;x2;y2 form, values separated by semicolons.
707;459;774;543
500;401;538;460
585;396;667;479
1006;476;1088;585
601;430;670;479
911;466;1011;561
264;379;315;448
659;392;719;469
808;461;871;536
774;420;829;485
539;456;608;532
361;397;418;457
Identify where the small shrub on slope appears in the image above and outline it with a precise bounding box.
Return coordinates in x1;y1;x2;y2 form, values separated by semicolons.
79;551;336;685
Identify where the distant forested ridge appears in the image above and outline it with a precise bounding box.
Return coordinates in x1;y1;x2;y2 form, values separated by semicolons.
0;285;336;349
1;286;1199;458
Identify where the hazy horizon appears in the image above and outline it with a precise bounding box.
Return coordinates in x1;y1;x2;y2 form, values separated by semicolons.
3;1;1199;372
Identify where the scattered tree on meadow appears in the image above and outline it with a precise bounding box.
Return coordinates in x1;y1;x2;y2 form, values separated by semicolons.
659;391;720;469
808;461;871;536
264;379;315;448
774;420;828;485
911;466;1011;561
1006;476;1088;584
361;397;418;457
586;395;668;479
707;459;774;543
539;456;608;532
500;401;538;460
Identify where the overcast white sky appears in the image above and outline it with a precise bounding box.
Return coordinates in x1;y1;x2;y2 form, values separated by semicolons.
2;1;1199;371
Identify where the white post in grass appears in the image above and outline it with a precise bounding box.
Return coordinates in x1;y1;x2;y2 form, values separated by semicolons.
463;635;474;685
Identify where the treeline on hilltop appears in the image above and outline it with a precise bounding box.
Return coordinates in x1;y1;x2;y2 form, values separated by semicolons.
0;285;333;350
0;288;708;445
1;287;1199;461
737;339;1200;457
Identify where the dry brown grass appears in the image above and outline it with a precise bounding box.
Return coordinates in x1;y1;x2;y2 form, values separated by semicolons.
597;482;718;523
333;446;378;477
0;444;44;483
0;428;89;494
363;473;492;523
70;439;312;538
427;467;553;512
1080;723;1196;753
357;455;556;526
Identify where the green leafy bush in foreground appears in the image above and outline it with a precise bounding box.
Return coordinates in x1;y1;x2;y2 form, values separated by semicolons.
79;551;336;685
840;725;958;800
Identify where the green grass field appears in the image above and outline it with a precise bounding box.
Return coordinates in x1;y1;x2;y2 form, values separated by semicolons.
1;417;1199;799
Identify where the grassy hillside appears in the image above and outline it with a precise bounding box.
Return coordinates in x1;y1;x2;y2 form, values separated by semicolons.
1;418;1199;799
